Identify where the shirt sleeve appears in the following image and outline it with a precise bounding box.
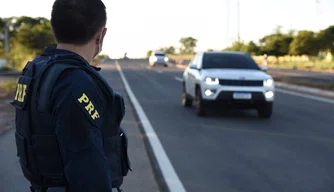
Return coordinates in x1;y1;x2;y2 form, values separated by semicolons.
51;69;112;192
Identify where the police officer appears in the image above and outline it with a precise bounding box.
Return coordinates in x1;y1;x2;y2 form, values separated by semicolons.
11;0;131;191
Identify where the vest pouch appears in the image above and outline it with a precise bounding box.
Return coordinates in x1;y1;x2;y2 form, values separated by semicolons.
11;74;33;143
15;131;28;166
103;135;123;188
120;130;132;176
31;134;66;186
11;74;35;180
15;132;38;185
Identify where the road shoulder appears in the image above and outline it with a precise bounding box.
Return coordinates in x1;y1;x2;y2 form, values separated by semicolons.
100;63;161;192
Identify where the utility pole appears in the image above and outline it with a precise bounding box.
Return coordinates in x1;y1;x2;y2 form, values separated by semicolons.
315;0;320;31
4;25;9;56
226;0;229;46
236;0;240;42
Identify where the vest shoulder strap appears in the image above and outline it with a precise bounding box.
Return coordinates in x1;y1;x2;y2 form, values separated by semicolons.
37;63;79;112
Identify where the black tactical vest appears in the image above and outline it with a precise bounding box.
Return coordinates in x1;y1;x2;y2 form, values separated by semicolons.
11;54;131;191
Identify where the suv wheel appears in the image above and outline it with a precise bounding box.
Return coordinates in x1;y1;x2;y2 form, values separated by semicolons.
257;102;273;119
182;83;192;107
195;87;206;116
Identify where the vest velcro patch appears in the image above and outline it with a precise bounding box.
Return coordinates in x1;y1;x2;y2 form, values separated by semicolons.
71;85;102;126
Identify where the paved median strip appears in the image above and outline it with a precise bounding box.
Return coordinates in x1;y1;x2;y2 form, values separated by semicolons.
115;60;186;192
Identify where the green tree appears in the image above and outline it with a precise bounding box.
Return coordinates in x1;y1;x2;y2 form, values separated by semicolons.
166;46;175;54
146;50;152;58
158;46;175;54
289;30;319;56
259;33;293;58
0;18;5;30
224;40;247;52
246;41;260;55
15;21;55;54
4;16;56;69
317;25;334;57
179;37;197;54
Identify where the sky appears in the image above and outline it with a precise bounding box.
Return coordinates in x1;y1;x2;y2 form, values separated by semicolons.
0;0;333;58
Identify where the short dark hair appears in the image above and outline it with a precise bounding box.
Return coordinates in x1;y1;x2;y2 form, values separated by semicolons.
51;0;107;45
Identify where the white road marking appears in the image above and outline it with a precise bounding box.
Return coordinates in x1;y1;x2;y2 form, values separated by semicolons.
173;76;334;104
174;76;183;82
115;61;187;192
157;70;163;74
276;88;334;104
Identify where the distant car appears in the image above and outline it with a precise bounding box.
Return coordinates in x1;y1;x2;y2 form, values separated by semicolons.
149;51;168;67
181;51;275;118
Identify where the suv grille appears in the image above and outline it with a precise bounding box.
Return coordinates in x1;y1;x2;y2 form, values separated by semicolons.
219;79;263;86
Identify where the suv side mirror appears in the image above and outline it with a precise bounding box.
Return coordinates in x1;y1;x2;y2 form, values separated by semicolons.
190;65;199;70
260;65;268;71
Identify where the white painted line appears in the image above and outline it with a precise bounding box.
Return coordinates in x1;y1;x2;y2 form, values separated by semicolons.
276;88;334;104
275;82;334;97
115;60;186;192
157;70;163;74
174;76;183;82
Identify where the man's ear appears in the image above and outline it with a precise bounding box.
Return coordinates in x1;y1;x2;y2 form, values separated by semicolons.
50;26;58;44
100;28;107;43
96;28;107;44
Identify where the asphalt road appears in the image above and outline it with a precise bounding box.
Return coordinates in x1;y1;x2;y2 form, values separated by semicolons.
1;59;334;192
0;62;159;192
117;59;334;192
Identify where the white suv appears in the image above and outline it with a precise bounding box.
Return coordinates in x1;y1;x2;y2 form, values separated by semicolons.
182;51;275;118
149;51;168;67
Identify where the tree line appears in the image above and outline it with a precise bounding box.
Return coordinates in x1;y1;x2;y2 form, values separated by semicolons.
225;25;334;59
149;25;334;61
0;16;109;70
147;37;198;57
0;16;55;69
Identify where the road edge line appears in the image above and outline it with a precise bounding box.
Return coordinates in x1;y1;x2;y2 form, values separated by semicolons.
115;60;187;192
276;88;334;104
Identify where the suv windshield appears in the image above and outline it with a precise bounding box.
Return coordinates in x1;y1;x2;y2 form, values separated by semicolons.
202;53;260;70
154;53;165;57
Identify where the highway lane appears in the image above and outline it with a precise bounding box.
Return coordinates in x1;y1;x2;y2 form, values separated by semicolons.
117;59;334;192
0;62;159;192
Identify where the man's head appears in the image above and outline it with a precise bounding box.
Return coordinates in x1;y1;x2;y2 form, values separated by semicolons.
51;0;107;62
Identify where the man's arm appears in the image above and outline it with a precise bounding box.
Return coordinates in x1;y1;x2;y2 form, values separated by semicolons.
52;70;112;192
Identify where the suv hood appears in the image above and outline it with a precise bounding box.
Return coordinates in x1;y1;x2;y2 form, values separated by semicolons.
201;69;272;80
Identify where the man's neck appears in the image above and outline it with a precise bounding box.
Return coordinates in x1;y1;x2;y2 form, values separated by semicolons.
56;43;93;62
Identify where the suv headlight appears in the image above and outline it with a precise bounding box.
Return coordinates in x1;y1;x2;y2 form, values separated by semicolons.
263;79;274;87
150;56;157;62
164;57;168;62
205;77;219;85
